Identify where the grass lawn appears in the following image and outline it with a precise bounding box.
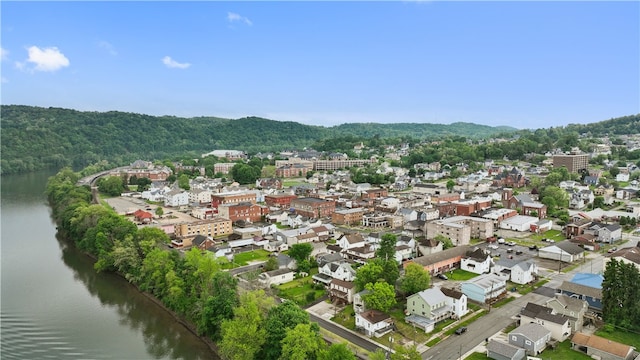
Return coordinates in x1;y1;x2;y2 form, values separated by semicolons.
491;296;515;309
538;339;592;360
332;305;356;330
465;352;489;360
232;249;270;265
282;180;307;187
277;273;325;306
596;328;640;349
448;269;480;281
388;305;431;344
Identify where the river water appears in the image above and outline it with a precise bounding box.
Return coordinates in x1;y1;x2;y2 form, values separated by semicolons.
1;171;218;360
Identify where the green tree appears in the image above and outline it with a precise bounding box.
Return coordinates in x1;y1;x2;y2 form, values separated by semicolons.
260;301;310;360
390;345;422;360
446;179;456;192
593;196;605;209
231;163;261;184
354;262;385;291
399;262;430;296
602;259;640;331
219;290;274;360
97;175;125;196
368;349;387;360
435;234;454;249
199;271;238;339
288;243;313;263
376;233;397;262
279;323;324;360
155;206;164;217
265;256;279;271
608;166;620;178
178;174;190;190
136;177;152;191
363;281;396;312
318;343;356;360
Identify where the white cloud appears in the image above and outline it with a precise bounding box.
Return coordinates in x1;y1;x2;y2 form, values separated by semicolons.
162;56;191;69
1;47;8;60
227;12;252;26
98;41;117;56
26;46;70;72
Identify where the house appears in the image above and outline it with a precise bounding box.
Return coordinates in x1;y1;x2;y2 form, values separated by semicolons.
486;340;526;360
538;241;584;263
519;302;572;341
460;273;506;304
558;273;603;312
494;257;538;285
406;288;452;330
416;238;443;256
329;279;355;305
355;310;394;338
353;289;370;314
275;254;297;270
258;268;295;287
336;232;366;250
571;332;635;360
316;252;344;267
440;287;469;320
584;222;622;244
460;248;492;274
164;189;189;207
508;322;551;356
133;209;153;224
264;240;288;253
604;245;640;272
312;261;356;286
546;294;589;333
407;245;470;275
343;243;377;264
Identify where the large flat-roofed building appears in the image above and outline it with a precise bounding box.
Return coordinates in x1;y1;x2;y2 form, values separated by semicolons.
553;154;589;173
426;216;493;246
332;208;366;225
211;192;257;211
265;194;298;208
290;197;336;218
174;217;233;239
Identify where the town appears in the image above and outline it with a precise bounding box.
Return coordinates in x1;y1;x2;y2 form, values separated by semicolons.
89;137;640;360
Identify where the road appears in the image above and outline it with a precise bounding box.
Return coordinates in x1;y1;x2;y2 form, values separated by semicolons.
422;247;614;360
309;313;389;356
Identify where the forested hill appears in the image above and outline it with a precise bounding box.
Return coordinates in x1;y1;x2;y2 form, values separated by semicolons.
1;105;636;175
0;105;513;174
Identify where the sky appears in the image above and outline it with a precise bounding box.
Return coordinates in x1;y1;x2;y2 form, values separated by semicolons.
1;1;639;129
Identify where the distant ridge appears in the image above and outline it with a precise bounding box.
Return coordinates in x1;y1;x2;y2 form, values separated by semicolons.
1;105;636;175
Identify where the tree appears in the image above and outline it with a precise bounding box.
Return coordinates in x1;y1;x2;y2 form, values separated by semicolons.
602;258;640;331
435;234;454;250
363;281;396;312
155;206;164;217
178;174;190;190
279;323;324;360
400;262;430;296
199;271;239;340
376;233;397;262
609;166;620;178
354;262;385;291
264;256;279;271
369;349;387;360
446;179;456;192
390;345;421;360
593;196;605;209
288;243;313;263
319;343;356;360
219;290;274;360
260;301;310;360
136;177;152;191
97;175;125;196
230;163;261;184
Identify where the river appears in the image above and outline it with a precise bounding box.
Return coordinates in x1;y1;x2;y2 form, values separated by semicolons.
1;170;218;360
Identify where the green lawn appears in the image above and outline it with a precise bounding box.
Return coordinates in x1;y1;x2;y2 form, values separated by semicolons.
448;269;480;281
282;180;307;187
596;327;640;349
538;339;592;360
232;249;270;265
332;305;356;330
277;273;325;306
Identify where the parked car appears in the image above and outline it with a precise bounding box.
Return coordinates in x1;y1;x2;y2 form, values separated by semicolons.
497;238;506;244
488;244;499;250
529;245;538;250
507;241;517;246
506;248;514;253
438;274;448;280
455;327;467;335
608;247;618;253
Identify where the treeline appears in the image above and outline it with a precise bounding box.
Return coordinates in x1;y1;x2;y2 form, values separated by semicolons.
1;105;513;175
45;168;390;360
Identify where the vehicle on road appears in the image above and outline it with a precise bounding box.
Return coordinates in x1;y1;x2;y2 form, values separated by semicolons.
438;274;448;280
455;327;467;335
488;244;499;250
497;238;506;244
608;247;618;253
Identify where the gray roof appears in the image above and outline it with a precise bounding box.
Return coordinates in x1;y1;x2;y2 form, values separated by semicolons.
511;322;551;341
555;240;585;255
411;245;470;266
559;281;601;299
521;302;568;325
487;340;523;359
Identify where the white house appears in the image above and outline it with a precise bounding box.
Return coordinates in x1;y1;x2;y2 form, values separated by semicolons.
520;302;572;341
337;232;366;250
441;287;469;320
355;310;394;338
258;268;295;287
460;248;492;274
189;188;213;205
312;261;356;286
510;261;538;285
329;279;355;305
584;222;622;244
164;189;189;207
538;241;584;263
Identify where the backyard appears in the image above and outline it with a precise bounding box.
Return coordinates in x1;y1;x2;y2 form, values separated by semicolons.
276;268;325;306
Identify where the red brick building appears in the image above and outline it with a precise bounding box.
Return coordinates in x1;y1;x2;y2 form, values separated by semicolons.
361;188;388;200
332;208;365;225
218;202;268;223
455;198;492;216
265;194;298;208
290;198;336;218
276;164;311;178
211;192;256;211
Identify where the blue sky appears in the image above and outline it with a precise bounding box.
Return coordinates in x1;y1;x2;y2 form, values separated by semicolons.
1;1;638;129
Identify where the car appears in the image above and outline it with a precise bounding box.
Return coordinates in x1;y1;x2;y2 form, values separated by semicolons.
506;248;513;253
515;250;523;255
438;274;448;280
608;247;618;253
488;244;499;250
497;238;506;244
529;245;538;250
507;241;517;246
455;327;467;335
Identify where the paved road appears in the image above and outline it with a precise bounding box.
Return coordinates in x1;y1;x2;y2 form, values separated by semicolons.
309;313;389;356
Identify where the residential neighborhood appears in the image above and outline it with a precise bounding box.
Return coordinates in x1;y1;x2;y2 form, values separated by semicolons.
98;141;640;360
